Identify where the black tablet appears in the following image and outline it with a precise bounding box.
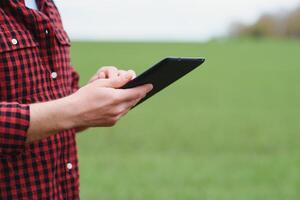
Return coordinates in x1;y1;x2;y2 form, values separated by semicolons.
121;57;205;107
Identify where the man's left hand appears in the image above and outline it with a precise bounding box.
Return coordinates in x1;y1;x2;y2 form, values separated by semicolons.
88;66;136;83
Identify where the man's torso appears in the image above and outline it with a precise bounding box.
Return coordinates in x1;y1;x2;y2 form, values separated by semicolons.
0;0;80;199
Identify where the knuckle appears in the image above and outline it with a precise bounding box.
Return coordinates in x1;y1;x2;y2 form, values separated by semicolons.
112;107;124;116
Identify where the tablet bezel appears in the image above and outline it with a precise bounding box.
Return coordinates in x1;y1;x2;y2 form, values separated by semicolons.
121;57;205;107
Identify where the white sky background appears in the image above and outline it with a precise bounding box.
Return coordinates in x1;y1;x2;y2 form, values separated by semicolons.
54;0;300;41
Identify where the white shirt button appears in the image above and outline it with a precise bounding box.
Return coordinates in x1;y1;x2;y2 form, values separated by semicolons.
11;38;18;45
51;72;57;79
67;163;73;170
45;29;49;35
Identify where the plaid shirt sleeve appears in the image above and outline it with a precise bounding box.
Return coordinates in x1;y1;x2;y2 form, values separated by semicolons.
0;102;30;155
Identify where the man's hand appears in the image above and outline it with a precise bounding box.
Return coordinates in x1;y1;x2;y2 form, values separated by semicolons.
76;66;137;132
27;72;152;143
69;74;152;128
89;66;136;83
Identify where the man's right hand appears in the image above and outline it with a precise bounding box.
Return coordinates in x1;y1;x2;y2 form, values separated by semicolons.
27;73;153;143
69;73;153;128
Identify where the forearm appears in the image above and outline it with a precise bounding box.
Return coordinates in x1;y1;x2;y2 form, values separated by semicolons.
26;96;76;143
26;74;152;143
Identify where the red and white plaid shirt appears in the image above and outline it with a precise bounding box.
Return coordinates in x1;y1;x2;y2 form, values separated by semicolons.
0;0;80;199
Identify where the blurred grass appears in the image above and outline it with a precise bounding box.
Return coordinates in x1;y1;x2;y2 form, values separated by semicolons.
71;39;300;200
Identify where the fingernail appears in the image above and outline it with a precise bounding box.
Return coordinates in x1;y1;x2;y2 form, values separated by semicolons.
147;84;153;92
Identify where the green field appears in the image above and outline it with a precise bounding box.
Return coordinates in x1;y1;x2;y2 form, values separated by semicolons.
71;39;300;200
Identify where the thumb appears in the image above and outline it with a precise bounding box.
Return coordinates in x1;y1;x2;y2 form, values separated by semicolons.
93;73;132;88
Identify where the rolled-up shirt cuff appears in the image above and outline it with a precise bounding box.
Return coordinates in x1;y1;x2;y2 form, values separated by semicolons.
0;102;30;156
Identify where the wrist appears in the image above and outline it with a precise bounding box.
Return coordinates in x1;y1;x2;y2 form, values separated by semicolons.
57;94;80;130
27;95;81;143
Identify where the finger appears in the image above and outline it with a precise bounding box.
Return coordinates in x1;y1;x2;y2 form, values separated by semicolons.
117;70;128;77
120;97;142;110
128;70;136;80
127;96;144;108
105;67;119;78
96;66;119;79
118;70;135;81
109;86;151;118
117;107;131;118
117;98;140;117
117;84;153;102
89;71;106;83
98;71;106;79
93;73;133;88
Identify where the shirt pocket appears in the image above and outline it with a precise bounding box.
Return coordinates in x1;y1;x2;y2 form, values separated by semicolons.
0;29;38;53
0;29;48;101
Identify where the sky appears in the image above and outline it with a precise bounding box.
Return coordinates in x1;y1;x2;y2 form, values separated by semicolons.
54;0;300;41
